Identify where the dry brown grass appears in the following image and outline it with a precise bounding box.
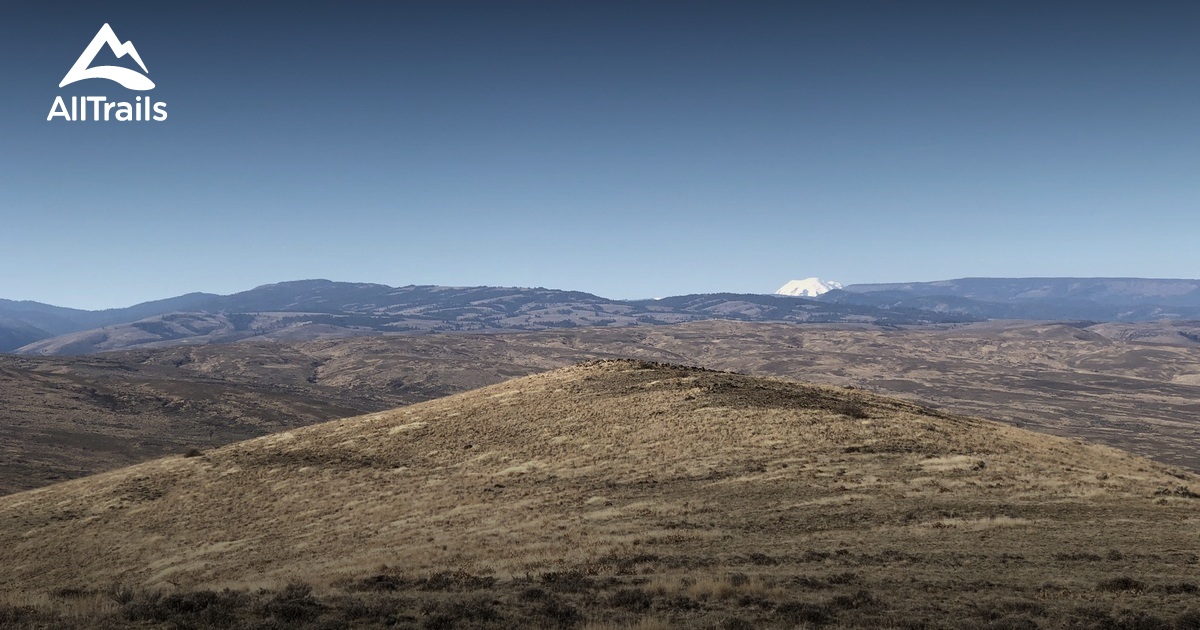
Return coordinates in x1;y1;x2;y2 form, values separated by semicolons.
9;318;1200;498
1;360;1199;628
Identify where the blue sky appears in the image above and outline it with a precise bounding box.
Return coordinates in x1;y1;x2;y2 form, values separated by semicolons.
2;1;1198;309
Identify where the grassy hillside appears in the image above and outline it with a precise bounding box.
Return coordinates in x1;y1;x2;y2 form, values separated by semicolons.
7;319;1200;498
0;354;379;495
1;361;1198;628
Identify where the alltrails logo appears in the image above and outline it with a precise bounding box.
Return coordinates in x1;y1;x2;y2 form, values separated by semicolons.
48;24;168;122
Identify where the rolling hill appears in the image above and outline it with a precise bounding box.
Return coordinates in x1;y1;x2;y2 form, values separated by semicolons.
12;276;1200;355
834;277;1200;321
19;275;1200;357
0;319;48;352
843;277;1200;305
6;319;1200;498
0;353;379;495
1;361;1197;629
11;281;972;355
0;293;221;348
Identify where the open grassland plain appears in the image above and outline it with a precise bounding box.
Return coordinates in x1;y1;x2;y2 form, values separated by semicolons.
1;361;1199;629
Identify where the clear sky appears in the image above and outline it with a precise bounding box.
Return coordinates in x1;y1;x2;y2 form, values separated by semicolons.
2;1;1198;309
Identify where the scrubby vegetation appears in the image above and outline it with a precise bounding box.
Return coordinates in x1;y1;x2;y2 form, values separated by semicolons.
4;564;1200;629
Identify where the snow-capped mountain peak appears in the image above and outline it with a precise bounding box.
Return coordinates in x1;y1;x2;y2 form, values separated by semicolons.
775;278;843;297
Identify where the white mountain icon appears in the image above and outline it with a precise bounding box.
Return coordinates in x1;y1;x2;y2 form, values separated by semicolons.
59;23;155;91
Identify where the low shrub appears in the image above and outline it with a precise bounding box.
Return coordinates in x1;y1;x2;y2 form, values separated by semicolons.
263;582;323;623
1097;577;1147;592
775;601;832;625
610;588;653;611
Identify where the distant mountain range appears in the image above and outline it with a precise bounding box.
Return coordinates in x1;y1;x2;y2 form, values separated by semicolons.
829;277;1200;321
3;277;1200;355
